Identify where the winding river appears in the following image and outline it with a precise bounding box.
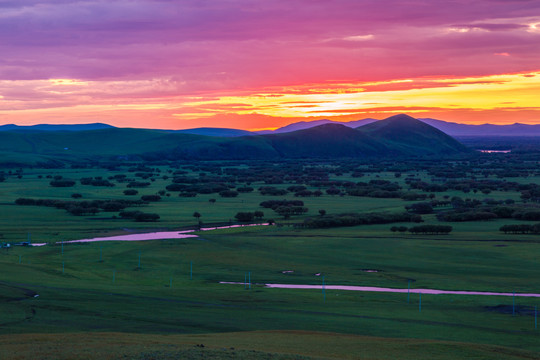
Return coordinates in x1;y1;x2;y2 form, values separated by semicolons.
57;223;270;244
220;282;540;298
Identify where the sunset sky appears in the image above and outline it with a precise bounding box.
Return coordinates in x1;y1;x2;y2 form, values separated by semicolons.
1;0;540;130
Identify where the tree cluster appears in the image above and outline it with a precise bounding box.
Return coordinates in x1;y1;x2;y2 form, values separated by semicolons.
80;177;115;187
237;186;254;193
119;211;160;222
437;210;497;222
390;226;408;232
259;199;307;219
49;179;76;187
408;225;452;235
141;195;161;202
273;206;308;219
259;186;288;196
436;197;540;222
15;198;147;216
346;180;402;198
405;202;434;214
234;211;264;222
303;212;422;229
259;199;304;209
219;190;239;197
127;181;151;188
499;223;540;234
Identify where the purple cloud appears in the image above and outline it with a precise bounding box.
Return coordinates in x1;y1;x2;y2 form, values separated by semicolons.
1;0;540;116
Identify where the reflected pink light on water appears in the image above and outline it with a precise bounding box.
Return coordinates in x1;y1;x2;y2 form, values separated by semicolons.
221;282;540;298
61;232;198;243
58;223;270;244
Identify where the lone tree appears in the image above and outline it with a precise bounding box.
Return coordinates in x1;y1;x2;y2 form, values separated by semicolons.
193;211;202;228
209;198;216;205
319;209;326;217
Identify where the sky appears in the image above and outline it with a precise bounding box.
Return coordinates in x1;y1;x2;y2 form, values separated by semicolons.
0;0;540;130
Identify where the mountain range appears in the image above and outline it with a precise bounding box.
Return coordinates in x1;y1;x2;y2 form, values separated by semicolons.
3;117;539;137
0;114;471;165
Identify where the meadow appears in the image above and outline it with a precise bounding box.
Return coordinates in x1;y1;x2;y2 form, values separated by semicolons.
1;161;540;359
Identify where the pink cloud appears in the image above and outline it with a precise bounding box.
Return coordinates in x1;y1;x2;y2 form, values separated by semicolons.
451;23;528;32
1;1;539;84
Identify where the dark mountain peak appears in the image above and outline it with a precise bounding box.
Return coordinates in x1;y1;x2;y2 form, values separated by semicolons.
384;113;418;122
266;122;384;158
377;114;427;128
358;113;470;156
360;114;434;134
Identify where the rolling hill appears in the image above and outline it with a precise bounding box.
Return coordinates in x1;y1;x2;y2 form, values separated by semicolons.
358;114;471;156
265;123;387;158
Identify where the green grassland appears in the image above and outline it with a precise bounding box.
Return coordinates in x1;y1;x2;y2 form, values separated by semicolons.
0;167;410;242
1;165;540;359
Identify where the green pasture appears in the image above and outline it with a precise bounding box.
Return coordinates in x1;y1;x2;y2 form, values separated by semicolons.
0;167;408;243
3;331;539;360
1;165;540;359
1;224;540;357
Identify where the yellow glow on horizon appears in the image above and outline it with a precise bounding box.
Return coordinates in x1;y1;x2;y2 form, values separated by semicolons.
172;112;217;119
180;71;540;121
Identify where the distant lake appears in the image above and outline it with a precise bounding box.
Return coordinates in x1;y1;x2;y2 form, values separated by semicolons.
478;149;511;153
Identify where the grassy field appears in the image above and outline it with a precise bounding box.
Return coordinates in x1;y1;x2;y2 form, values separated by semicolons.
3;331;540;360
0;167;409;242
1;165;540;359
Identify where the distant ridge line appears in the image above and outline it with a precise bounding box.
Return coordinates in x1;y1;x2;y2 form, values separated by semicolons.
0;123;114;132
2;116;539;136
